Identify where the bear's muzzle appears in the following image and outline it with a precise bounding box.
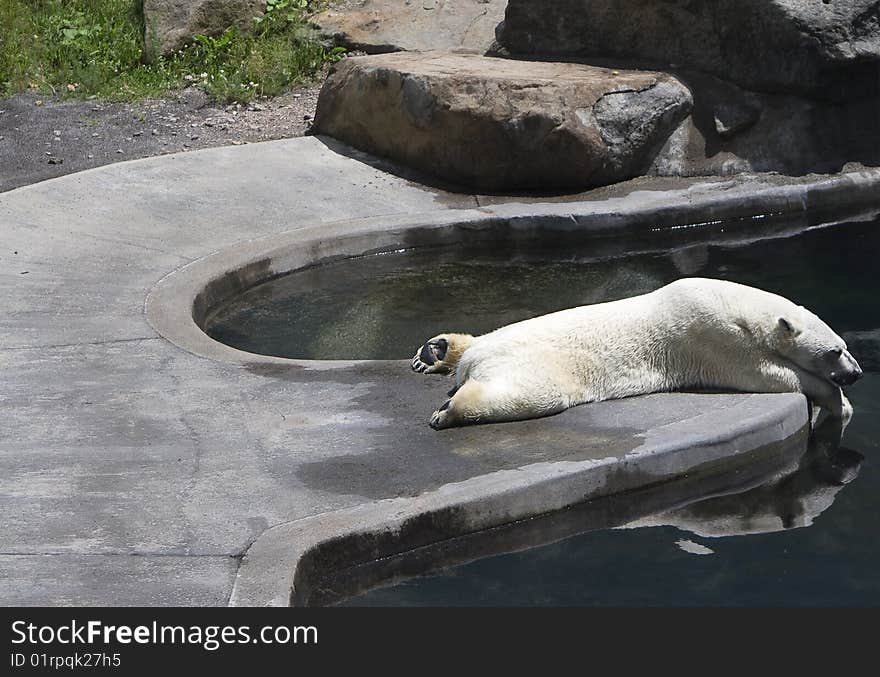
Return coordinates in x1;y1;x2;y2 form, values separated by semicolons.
831;356;863;387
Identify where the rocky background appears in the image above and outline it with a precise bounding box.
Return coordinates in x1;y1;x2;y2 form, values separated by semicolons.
3;0;879;193
313;0;880;191
493;0;880;183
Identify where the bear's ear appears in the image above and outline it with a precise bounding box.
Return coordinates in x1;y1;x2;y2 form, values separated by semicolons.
778;317;797;335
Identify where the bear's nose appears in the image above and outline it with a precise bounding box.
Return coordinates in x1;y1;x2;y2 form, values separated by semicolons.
832;368;862;387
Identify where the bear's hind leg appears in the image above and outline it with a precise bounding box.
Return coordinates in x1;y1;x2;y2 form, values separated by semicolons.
430;380;493;429
412;333;474;374
429;378;568;429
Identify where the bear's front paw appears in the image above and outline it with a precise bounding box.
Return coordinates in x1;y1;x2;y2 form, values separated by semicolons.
412;337;451;374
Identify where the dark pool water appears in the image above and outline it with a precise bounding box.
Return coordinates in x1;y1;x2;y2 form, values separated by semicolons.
206;217;880;364
208;213;880;606
207;244;683;360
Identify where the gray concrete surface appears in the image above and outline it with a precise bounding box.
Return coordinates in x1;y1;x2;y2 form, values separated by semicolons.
0;555;237;607
2;136;878;605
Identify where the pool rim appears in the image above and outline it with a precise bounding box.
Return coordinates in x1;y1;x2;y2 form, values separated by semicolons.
145;168;880;368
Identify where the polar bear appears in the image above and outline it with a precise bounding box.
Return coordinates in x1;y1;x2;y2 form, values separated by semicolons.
411;278;862;430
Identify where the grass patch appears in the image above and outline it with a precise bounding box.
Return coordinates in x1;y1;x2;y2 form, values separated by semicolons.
0;0;342;102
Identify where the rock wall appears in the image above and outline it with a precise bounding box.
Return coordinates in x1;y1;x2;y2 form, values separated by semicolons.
493;0;880;178
497;0;880;100
311;0;507;54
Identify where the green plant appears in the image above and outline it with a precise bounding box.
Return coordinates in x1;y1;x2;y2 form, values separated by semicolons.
0;0;344;102
254;0;310;36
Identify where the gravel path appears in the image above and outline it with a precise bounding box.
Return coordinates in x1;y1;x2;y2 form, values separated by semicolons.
0;84;322;193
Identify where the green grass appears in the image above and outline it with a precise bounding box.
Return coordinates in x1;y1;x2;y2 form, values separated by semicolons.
0;0;342;102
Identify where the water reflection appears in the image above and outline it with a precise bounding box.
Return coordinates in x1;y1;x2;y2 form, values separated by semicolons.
622;415;863;538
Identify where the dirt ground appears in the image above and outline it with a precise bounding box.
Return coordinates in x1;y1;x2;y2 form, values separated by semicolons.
0;83;323;193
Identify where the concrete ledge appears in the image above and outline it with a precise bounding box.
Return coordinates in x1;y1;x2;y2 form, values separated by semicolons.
140;162;865;606
231;392;808;606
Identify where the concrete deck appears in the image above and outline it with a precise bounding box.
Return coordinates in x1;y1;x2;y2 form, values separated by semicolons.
2;136;878;605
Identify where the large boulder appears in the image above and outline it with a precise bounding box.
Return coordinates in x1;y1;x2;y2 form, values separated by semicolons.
143;0;266;61
496;0;880;100
311;0;507;53
312;52;692;192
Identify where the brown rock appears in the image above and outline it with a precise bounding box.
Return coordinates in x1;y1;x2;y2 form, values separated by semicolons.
312;0;507;54
312;52;692;193
143;0;266;61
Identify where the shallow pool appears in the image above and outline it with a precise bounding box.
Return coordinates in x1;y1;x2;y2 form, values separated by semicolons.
206;215;876;361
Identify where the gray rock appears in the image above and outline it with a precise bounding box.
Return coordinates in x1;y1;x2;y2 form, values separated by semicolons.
704;79;763;139
311;0;507;54
313;52;692;192
590;79;693;176
497;0;880;100
649;70;880;177
143;0;266;61
843;329;880;372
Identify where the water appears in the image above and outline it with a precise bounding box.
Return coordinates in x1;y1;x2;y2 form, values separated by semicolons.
205;218;880;363
207;214;880;605
206;244;680;360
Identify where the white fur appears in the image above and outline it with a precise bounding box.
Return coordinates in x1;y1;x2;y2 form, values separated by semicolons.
422;278;860;429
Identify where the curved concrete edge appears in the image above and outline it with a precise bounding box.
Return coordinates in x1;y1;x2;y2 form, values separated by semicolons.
229;392;808;606
145;208;493;368
145;167;880;368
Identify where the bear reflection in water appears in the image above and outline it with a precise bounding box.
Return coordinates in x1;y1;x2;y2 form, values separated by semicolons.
623;415;863;538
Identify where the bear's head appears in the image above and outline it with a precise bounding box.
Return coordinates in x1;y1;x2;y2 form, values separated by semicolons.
776;307;863;388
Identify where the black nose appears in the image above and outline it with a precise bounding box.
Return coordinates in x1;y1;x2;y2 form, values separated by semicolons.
832;368;862;387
